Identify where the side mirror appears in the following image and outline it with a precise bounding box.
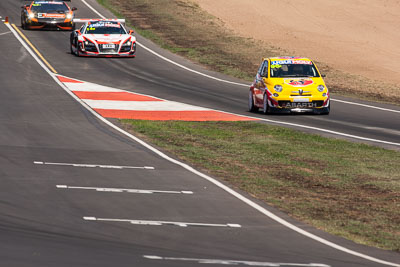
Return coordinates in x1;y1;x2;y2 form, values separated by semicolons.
321;74;326;78
72;7;77;11
129;30;134;35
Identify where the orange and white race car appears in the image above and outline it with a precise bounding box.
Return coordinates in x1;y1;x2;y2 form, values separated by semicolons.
21;1;77;30
249;57;330;115
70;19;136;57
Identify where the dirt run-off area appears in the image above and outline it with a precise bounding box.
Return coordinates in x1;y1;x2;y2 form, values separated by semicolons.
193;0;400;85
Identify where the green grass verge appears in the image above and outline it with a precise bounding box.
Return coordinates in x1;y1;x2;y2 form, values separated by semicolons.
96;0;400;251
121;120;400;251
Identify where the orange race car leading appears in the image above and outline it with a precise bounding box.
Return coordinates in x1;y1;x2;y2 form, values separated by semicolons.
21;1;77;30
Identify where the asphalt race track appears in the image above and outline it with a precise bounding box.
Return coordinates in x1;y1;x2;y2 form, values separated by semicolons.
0;1;399;266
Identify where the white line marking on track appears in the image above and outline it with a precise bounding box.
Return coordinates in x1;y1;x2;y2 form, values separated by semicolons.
0;31;11;36
82;99;210;111
83;217;241;228
9;7;399;267
332;99;400;113
143;255;331;267
66;82;126;92
252;116;400;147
56;185;193;194
34;161;154;170
79;1;400;115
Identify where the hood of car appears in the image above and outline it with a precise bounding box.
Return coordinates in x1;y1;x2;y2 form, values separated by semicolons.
268;77;325;88
265;77;328;97
85;34;130;43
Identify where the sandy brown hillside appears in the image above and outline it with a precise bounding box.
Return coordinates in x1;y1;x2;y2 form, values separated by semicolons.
193;0;400;85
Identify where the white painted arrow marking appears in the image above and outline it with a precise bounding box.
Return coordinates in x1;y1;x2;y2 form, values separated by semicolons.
83;217;241;228
143;255;331;266
57;185;193;194
34;161;154;170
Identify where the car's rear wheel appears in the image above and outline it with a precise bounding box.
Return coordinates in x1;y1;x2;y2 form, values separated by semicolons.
248;90;258;112
263;93;270;114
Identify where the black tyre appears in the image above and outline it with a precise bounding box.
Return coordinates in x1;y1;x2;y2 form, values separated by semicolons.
322;103;330;115
21;16;26;30
248;90;258;112
76;43;81;57
263;94;270;114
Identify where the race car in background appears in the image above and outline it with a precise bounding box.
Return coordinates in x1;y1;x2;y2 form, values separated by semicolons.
70;19;136;57
21;1;77;30
248;57;330;115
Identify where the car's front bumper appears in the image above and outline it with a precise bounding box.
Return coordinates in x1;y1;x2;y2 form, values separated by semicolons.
26;19;74;30
78;43;136;57
269;106;330;114
268;96;330;114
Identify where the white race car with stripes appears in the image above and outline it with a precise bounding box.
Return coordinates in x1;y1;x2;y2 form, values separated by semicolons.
70;19;136;57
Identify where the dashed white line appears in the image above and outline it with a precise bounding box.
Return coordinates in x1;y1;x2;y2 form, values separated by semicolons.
0;31;11;36
34;161;154;170
143;255;331;267
83;217;241;228
56;185;193;194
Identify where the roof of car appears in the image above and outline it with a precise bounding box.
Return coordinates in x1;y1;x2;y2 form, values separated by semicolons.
264;57;313;62
31;1;68;4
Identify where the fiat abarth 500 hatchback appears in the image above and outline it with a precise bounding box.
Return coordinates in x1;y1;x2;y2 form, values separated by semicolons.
248;57;330;115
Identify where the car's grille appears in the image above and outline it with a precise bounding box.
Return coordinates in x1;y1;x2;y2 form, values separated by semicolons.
278;101;324;108
99;44;119;53
290;93;312;96
37;18;65;23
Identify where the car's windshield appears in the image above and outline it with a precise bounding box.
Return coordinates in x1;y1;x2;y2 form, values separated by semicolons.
84;22;126;34
31;2;69;13
270;59;320;78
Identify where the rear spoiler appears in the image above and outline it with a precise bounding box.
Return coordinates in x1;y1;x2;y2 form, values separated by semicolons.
73;19;125;23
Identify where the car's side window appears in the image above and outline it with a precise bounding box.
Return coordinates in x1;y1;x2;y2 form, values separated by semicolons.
260;60;269;77
257;61;264;75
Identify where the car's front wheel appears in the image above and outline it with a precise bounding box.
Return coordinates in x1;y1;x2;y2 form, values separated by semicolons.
21;16;26;30
263;93;270;114
322;102;330;115
248;90;258;112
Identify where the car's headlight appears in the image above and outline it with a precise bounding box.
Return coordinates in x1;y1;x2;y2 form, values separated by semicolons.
274;84;283;92
28;13;35;19
66;13;73;19
84;41;95;46
123;40;132;46
318;85;325;92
